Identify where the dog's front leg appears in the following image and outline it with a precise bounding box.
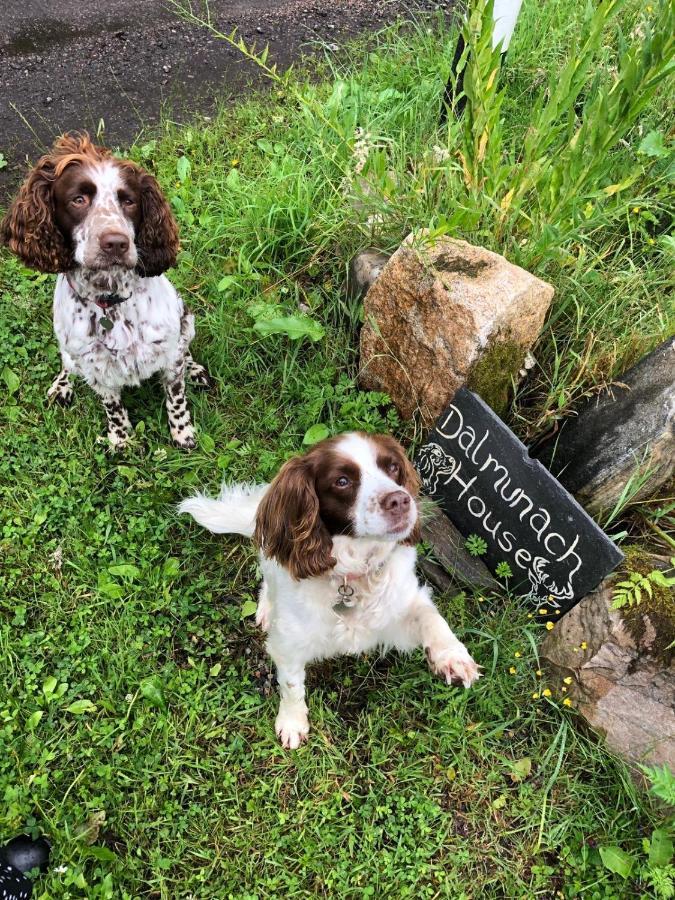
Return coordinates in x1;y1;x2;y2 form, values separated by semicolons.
405;588;480;688
267;641;310;749
47;368;74;406
97;389;132;450
162;368;196;451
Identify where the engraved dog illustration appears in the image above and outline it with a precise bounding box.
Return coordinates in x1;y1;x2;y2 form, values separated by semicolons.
416;443;458;495
527;555;577;606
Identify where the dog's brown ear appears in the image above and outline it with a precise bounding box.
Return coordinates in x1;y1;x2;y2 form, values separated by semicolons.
254;456;335;580
0;157;72;273
135;172;179;277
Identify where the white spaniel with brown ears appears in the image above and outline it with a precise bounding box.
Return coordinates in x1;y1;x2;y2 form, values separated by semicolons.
180;432;480;749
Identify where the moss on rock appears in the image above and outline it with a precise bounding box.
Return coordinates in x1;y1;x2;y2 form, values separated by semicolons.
617;545;674;664
467;338;525;416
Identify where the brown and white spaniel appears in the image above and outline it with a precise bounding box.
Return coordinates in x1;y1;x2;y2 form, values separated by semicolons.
0;132;210;450
180;432;480;749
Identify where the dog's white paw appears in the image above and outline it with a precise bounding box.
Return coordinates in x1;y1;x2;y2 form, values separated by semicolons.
275;709;309;750
426;642;481;688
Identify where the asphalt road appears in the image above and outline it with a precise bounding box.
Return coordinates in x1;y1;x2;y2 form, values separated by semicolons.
0;0;451;197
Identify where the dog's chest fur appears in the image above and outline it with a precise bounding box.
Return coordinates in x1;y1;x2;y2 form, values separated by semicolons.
262;540;420;658
53;273;194;390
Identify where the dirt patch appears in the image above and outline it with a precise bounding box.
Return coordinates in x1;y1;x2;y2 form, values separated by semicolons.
0;0;454;199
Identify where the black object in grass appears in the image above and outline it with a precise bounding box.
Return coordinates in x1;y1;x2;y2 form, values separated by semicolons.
0;834;51;900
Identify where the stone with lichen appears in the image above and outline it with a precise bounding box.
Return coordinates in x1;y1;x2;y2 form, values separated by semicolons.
541;554;675;772
358;233;554;424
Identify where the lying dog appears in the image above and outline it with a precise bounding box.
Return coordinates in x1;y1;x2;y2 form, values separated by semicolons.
0;132;210;450
180;432;480;748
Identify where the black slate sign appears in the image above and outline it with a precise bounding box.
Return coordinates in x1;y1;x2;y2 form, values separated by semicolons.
416;388;623;614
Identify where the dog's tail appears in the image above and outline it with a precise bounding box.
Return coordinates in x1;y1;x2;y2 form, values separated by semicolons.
178;482;269;538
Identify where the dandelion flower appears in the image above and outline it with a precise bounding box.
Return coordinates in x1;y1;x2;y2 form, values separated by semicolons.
231;158;240;167
509;666;517;674
542;688;552;697
563;698;573;707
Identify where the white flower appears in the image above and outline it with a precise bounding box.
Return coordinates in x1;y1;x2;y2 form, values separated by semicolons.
430;145;451;165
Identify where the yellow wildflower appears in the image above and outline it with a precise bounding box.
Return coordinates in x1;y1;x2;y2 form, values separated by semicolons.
563;676;573;685
514;651;522;658
509;666;517;674
542;688;552;697
580;641;588;650
633;206;640;213
545;621;554;631
539;608;548;615
563;698;573;707
532;692;540;699
562;687;568;693
231;158;240;167
536;670;542;677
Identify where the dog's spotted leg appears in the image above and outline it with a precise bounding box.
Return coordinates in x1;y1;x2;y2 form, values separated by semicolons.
186;354;213;390
47;369;74;407
100;391;132;451
162;371;196;451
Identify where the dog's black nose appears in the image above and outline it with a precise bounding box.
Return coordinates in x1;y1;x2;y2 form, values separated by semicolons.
382;491;411;514
99;232;129;255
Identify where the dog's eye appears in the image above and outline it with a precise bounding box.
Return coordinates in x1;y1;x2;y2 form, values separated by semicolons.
335;476;351;488
388;462;400;475
120;197;136;208
71;195;88;207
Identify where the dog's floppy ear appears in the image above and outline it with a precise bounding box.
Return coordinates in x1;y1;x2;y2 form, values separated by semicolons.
254;456;335;580
135;171;180;277
0;155;72;273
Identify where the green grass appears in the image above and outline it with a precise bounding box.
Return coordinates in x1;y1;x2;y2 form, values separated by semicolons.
1;1;674;896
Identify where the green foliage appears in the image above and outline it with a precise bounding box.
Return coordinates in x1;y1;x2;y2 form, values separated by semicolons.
495;561;513;580
612;559;675;608
465;534;488;557
643;764;675;807
1;1;674;895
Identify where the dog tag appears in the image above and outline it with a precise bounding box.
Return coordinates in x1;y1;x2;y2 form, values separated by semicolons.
99;316;114;331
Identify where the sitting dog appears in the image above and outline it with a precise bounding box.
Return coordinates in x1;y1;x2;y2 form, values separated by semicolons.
0;132;210;450
180;432;480;749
